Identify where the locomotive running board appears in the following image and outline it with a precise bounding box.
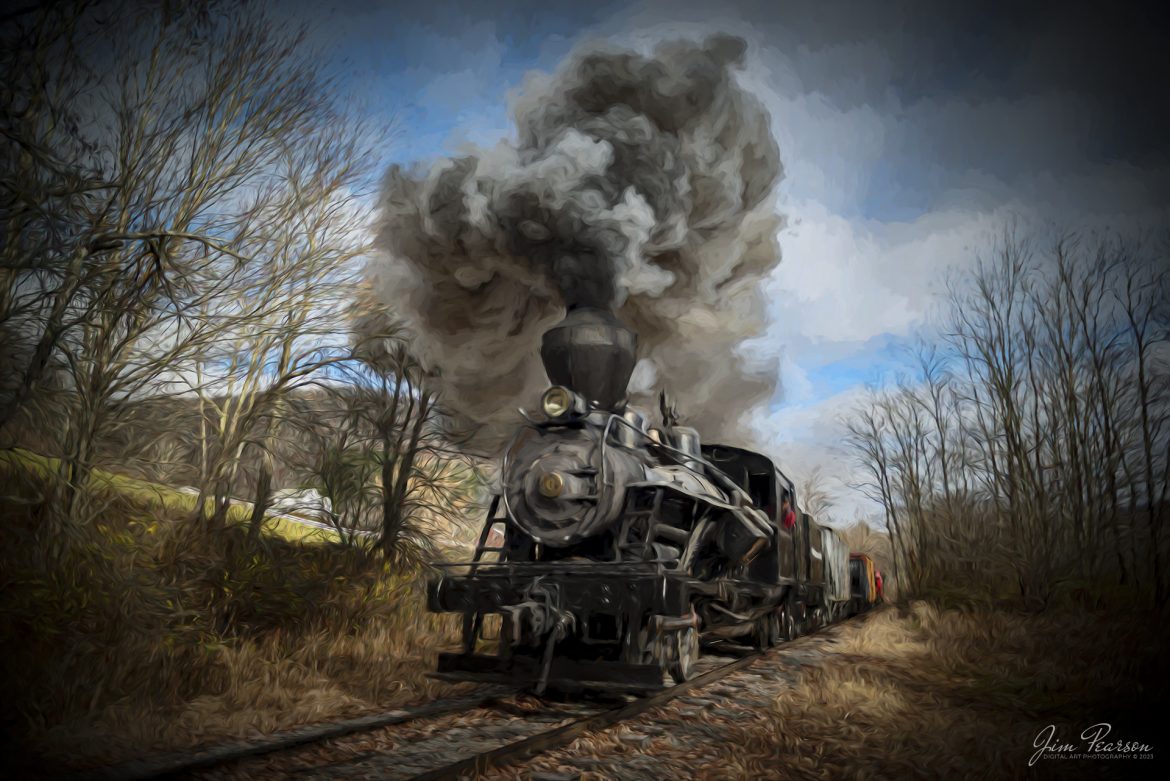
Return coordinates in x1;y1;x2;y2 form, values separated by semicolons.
432;652;665;693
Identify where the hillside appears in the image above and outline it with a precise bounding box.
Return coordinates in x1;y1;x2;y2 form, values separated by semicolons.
0;449;472;775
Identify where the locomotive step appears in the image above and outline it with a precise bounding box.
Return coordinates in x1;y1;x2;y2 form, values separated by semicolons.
432;651;665;693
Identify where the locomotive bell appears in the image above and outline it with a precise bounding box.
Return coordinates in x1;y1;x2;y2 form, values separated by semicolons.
540;307;637;410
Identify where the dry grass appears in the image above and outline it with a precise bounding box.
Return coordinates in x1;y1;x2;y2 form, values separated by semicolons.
698;603;1163;779
0;452;470;776
487;601;1165;780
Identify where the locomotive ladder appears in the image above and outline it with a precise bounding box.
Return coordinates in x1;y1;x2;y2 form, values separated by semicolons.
471;495;508;563
456;496;510;655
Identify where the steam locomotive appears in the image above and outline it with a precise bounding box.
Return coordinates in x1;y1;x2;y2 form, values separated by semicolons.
428;307;880;693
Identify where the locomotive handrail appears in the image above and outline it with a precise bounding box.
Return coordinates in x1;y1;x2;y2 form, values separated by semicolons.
432;559;680;580
514;410;773;542
624;479;755;518
605;413;763;514
432;559;672;571
505;408;759;522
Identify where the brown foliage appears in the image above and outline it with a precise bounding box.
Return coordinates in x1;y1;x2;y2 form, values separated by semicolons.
0;461;464;774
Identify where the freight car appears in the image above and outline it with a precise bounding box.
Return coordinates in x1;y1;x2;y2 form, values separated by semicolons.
848;553;880;615
428;306;879;693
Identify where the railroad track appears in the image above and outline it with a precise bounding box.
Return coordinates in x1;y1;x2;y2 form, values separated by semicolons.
72;689;512;781
76;615;873;781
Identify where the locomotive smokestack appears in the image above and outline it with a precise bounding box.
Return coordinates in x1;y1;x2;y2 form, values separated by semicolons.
540;307;636;410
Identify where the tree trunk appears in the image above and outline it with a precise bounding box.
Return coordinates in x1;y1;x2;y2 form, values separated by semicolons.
247;455;273;541
0;245;89;429
380;434;400;556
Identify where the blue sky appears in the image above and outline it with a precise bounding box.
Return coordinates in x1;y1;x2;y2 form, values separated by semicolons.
295;1;618;160
290;0;1169;520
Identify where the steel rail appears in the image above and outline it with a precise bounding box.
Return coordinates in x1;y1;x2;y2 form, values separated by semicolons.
70;689;511;781
402;649;766;781
401;609;882;781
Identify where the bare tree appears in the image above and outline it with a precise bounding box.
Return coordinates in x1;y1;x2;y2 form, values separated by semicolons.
348;306;479;563
1;3;382;532
1;1;118;429
191;126;378;533
844;230;1169;606
293;395;382;546
797;465;834;520
844;395;913;595
1116;250;1170;603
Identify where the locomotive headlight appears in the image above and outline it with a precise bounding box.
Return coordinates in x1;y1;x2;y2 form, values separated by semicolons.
541;386;573;419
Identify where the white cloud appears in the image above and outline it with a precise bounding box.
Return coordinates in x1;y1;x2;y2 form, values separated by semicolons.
775;348;813;404
765;202;1013;353
749;384;880;524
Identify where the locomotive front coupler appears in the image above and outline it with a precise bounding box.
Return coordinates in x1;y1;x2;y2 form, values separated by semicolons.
498;579;575;694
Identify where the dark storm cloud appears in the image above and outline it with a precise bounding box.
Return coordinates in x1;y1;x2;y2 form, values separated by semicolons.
731;0;1170;205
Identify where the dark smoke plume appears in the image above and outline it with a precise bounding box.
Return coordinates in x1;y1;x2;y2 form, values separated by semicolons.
368;33;784;443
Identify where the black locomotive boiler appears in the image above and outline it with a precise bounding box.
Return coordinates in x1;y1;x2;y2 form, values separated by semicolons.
428;306;858;693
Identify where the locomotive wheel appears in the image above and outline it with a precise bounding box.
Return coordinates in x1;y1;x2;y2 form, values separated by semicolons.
752;611;782;650
625;623;656;666
768;610;784;645
668;626;699;683
784;608;798;641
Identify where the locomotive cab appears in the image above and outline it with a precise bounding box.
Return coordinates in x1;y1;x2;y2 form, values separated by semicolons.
701;445;797;586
